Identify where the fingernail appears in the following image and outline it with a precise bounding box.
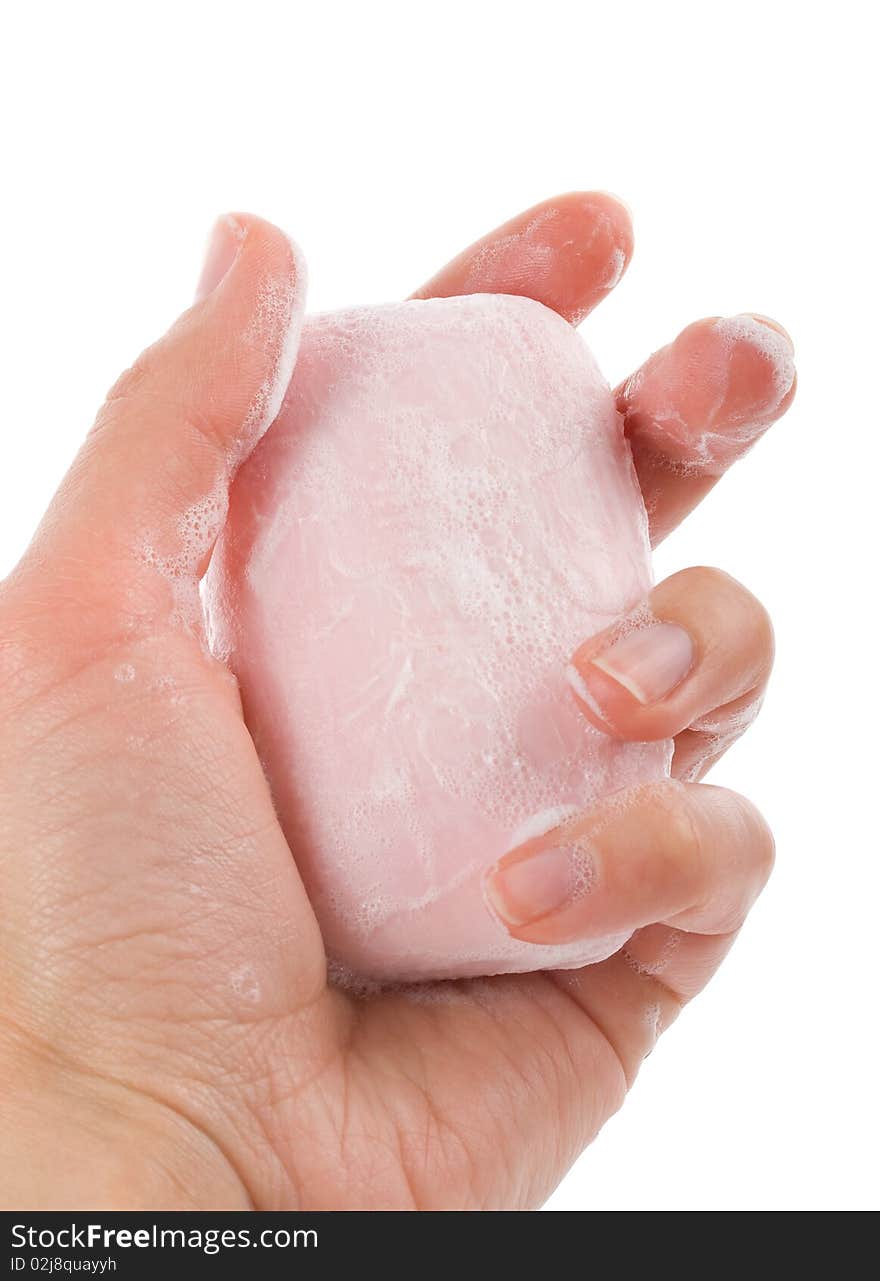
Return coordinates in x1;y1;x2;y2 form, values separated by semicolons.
594;189;634;221
738;313;795;354
195;214;245;302
589;622;694;705
485;845;586;927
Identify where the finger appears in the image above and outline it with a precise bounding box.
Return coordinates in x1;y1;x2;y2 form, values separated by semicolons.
565;567;773;763
484;779;774;947
671;689;766;782
618;314;797;544
410;191;633;324
621;920;739;1000
19;213;306;631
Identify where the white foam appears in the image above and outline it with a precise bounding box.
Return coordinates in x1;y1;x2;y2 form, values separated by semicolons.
604;246;626;290
508;803;582;849
235;237;307;462
622;314;796;478
230;962;262;1004
719;314;796;403
686;316;795;473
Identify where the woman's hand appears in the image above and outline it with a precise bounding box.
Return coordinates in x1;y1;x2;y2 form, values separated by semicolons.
0;199;794;1209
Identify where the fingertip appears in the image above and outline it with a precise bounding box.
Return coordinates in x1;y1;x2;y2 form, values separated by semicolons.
704;784;775;874
739;312;795;354
592;189;634;222
680;783;776;916
714;313;797;409
735;314;799;418
620;311;797;478
567;564;774;752
567;617;695;742
566;663;682;742
411;190;634;324
553;190;634;320
582;189;634;258
566;654;644;739
196;211;305;315
560;189;633;243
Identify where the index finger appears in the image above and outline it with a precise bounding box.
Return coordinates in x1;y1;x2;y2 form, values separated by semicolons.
410;191;634;324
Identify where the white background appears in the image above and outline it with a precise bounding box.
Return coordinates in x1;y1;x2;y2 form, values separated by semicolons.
1;1;876;1210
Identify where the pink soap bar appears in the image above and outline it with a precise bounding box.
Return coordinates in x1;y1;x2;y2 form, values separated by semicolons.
207;295;670;982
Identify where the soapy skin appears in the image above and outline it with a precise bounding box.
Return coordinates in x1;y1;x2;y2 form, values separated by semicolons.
209;294;670;980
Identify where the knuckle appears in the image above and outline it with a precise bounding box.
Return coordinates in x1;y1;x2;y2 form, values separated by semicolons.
99;334;173;419
724;795;776;929
96;333;230;458
666;781;705;863
747;596;775;669
725;791;776;922
647;780;706;881
103;353;154;407
744;798;776;886
96;381;227;459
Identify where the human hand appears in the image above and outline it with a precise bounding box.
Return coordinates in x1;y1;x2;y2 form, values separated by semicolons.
0;198;794;1209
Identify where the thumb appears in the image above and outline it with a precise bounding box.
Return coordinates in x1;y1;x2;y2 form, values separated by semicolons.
17;213;305;634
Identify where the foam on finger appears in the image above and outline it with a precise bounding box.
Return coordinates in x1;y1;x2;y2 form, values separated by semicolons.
620;313;796;476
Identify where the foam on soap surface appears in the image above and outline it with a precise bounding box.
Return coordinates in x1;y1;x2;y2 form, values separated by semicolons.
206;294;671;981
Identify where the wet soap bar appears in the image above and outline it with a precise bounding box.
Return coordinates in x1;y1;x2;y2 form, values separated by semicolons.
207;295;670;982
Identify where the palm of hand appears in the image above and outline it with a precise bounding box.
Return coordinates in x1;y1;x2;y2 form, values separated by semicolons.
0;197;790;1209
1;611;630;1209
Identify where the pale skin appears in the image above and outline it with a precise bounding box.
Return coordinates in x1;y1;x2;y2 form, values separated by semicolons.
0;195;795;1209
